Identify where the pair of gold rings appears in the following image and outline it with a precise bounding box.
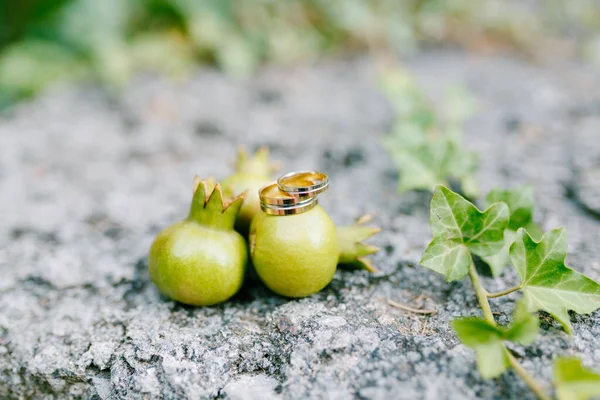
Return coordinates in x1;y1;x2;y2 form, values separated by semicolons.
259;171;329;215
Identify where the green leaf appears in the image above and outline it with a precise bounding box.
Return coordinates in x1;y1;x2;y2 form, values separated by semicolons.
377;67;430;117
380;68;478;196
482;229;516;277
510;228;600;334
442;84;477;128
522;221;544;242
482;186;543;277
387;137;478;195
453;301;539;379
485;186;535;231
421;237;472;282
385;120;430;149
420;186;509;281
453;318;508;379
503;301;540;345
554;358;600;400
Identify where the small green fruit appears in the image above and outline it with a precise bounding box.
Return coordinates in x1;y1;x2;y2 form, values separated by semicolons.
250;205;339;297
221;174;269;235
221;147;278;235
250;206;382;298
149;178;247;306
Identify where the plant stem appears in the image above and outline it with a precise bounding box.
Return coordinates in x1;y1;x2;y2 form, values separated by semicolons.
505;350;551;400
468;263;495;324
387;299;437;314
468;263;549;400
486;284;522;299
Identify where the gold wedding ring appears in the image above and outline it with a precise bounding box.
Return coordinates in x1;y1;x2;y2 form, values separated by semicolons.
277;171;329;199
259;182;301;207
259;171;329;216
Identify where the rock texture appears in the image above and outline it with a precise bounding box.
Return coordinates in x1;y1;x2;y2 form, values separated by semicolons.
1;51;600;399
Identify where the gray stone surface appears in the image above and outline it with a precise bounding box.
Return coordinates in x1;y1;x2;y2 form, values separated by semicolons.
1;51;600;399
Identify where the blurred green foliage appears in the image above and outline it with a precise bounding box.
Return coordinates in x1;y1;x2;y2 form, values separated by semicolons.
380;66;479;197
1;0;600;107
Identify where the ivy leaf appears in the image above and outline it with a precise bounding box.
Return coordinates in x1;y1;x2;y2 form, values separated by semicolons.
453;301;538;378
442;84;477;130
453;319;508;378
377;67;432;118
503;301;541;345
554;358;600;400
420;186;509;281
387;137;479;196
510;228;600;334
383;120;430;150
482;186;543;277
482;229;516;278
380;68;479;197
486;186;535;231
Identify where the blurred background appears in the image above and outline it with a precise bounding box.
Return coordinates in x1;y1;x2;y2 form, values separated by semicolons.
1;0;600;109
2;3;600;398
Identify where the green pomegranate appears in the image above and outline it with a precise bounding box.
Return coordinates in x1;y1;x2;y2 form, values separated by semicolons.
221;147;278;235
148;177;247;306
250;207;380;298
